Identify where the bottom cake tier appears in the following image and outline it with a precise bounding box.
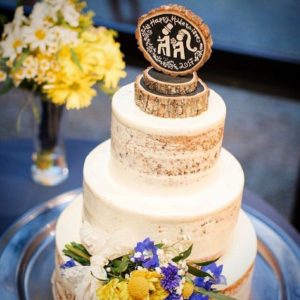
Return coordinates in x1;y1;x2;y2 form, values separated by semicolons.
52;196;257;300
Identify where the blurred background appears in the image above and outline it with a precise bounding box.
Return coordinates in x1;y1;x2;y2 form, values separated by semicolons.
0;0;299;227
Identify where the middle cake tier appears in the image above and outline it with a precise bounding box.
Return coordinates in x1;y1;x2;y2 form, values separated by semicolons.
82;140;244;261
111;82;226;185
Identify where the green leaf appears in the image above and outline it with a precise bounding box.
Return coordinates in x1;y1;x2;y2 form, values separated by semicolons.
155;243;164;249
63;250;90;265
193;257;220;267
0;77;13;95
71;242;91;256
70;48;83;71
11;50;29;73
194;287;237;300
187;264;213;279
0;57;9;69
172;244;193;263
63;242;91;266
118;256;129;273
65;243;91;260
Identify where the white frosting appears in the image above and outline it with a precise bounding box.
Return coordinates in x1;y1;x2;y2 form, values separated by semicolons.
54;197;257;299
112;83;226;136
111;84;226;184
83;140;244;260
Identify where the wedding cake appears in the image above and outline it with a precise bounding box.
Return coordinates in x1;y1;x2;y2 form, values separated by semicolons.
52;5;257;300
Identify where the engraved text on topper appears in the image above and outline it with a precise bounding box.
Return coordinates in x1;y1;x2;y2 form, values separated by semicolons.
139;14;205;74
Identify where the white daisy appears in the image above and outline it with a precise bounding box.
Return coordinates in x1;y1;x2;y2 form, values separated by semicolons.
23;65;38;79
2;22;13;38
45;0;65;7
61;2;80;27
23;21;56;53
23;55;36;68
39;58;50;72
52;26;79;46
2;6;27;39
30;2;57;25
12;68;25;86
45;0;80;27
0;28;25;60
12;6;27;28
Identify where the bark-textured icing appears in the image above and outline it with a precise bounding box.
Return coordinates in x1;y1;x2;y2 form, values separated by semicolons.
53;197;257;300
111;83;226;185
83;140;244;261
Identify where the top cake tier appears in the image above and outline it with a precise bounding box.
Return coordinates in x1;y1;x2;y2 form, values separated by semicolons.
111;82;226;185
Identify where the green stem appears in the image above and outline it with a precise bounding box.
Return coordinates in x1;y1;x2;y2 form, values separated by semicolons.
65;244;91;261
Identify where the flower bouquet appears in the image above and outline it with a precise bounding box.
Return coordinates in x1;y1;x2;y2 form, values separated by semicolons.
0;0;126;185
59;237;235;300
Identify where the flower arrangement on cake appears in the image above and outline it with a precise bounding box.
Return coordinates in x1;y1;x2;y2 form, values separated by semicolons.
60;237;235;300
0;0;126;185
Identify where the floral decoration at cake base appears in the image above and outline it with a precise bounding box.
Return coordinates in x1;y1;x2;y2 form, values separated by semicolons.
58;237;235;300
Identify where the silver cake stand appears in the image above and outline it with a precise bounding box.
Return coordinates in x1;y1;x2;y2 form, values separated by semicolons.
0;189;299;300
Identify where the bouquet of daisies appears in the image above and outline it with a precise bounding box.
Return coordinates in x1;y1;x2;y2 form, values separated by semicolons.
0;0;126;109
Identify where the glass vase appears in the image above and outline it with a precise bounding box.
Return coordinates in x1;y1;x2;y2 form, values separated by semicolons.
31;98;69;186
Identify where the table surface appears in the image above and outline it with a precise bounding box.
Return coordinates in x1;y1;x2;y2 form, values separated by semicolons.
0;138;299;246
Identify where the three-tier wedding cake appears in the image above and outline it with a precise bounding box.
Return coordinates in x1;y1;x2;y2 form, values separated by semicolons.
52;5;257;300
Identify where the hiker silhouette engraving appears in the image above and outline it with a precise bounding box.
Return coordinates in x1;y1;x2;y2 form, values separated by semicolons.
136;6;212;76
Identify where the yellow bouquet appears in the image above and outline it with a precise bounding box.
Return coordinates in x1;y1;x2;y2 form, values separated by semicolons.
0;0;126;109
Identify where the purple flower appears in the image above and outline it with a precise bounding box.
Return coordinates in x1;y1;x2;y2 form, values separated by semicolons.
161;263;181;292
133;238;159;268
194;262;227;291
166;292;182;300
60;259;76;269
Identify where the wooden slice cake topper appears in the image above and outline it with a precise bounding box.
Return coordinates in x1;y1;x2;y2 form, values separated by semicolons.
136;5;213;76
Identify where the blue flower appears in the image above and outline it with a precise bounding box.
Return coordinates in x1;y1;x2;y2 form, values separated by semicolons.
161;263;181;292
60;259;76;269
189;293;209;300
133;238;159;268
194;262;227;291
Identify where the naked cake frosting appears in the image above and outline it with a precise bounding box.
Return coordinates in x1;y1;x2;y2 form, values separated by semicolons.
52;5;257;300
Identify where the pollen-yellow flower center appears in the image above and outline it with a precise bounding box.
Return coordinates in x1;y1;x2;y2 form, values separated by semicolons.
70;82;80;90
13;39;22;49
128;276;150;299
35;29;46;40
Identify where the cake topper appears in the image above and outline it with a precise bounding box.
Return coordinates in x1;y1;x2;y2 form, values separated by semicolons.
136;5;213;76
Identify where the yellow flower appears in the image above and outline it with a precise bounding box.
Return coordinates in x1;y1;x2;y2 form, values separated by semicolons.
12;68;25;86
80;27;126;90
96;279;129;300
0;70;7;82
130;270;168;300
96;271;168;300
128;276;150;299
182;282;194;299
43;75;96;109
57;43;98;78
99;41;126;91
78;11;94;30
